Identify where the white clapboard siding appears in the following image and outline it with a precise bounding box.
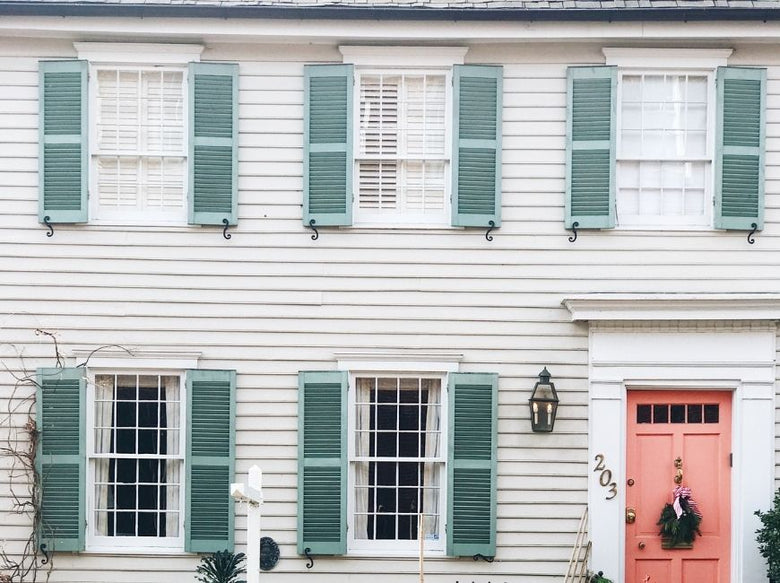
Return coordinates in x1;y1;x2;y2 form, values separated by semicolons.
0;33;777;583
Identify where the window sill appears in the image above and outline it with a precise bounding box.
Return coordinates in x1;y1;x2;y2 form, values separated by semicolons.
82;547;187;555
346;548;448;558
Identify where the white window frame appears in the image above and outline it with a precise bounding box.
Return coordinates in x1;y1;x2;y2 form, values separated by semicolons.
74;43;203;226
604;48;732;230
76;350;200;553
352;68;453;228
341;46;468;229
338;352;461;556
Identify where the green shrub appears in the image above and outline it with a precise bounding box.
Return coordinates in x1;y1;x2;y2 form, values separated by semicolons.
756;488;780;583
195;549;247;583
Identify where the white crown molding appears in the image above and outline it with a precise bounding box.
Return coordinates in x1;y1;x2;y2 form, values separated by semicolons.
74;42;204;64
339;45;468;67
602;47;733;68
72;349;201;370
335;350;463;373
562;293;780;322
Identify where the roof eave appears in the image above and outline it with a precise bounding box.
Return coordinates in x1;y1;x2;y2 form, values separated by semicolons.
1;3;780;23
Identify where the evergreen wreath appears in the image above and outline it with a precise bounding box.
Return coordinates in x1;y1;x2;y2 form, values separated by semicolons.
657;485;702;547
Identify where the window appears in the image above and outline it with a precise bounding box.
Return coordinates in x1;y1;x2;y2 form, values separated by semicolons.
36;366;236;554
617;72;712;227
302;50;502;231
38;44;238;228
350;375;445;552
298;366;497;558
92;68;187;223
88;373;184;550
355;71;450;226
565;49;766;233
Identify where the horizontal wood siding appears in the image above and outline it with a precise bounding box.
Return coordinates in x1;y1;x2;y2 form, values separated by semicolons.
0;38;778;583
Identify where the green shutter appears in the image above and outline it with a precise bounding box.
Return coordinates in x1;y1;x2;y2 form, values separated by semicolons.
565;66;616;229
715;66;766;231
452;65;502;228
297;371;347;555
39;60;88;224
447;372;498;558
303;65;353;227
189;63;238;226
36;368;85;552
185;369;236;552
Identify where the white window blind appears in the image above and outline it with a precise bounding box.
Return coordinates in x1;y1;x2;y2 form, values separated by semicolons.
94;68;186;222
617;73;711;227
357;73;448;224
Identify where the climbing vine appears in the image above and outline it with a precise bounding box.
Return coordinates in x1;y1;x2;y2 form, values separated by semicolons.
0;330;131;582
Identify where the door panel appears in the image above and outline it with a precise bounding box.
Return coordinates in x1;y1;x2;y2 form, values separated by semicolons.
626;391;731;583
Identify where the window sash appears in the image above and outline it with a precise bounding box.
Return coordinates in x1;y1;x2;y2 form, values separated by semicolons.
86;372;186;551
615;70;715;227
90;65;188;224
348;373;447;553
353;69;451;226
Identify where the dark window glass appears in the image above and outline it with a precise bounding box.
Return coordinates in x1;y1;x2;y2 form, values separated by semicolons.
670;404;686;423
704;404;719;423
637;404;652;424
687;404;703;424
653;404;669;424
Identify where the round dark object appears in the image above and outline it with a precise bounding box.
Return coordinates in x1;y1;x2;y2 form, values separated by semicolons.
260;536;280;571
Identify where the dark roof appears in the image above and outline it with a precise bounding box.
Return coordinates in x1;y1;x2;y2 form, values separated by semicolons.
2;0;780;20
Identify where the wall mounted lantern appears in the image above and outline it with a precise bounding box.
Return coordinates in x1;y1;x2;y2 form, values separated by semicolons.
529;367;559;432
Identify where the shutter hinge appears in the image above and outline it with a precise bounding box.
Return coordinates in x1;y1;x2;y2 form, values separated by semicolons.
729;452;733;467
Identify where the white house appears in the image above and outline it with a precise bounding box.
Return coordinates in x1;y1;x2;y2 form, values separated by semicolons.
1;1;779;582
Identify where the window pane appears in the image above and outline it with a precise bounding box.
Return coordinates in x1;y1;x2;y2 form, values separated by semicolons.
688;404;703;424
636;404;652;424
653;404;669;424
704;404;719;423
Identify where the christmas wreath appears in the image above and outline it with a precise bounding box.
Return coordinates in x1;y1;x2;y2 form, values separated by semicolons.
657;485;702;547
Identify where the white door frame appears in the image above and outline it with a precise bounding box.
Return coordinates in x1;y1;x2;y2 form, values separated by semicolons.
583;321;775;583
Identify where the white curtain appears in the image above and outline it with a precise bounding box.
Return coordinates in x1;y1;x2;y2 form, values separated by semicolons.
164;375;180;537
422;379;441;541
94;375;115;536
353;378;372;539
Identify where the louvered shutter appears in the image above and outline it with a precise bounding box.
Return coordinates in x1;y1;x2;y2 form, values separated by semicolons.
447;372;498;557
297;371;347;555
39;60;88;224
188;63;238;226
303;65;353;227
185;369;236;552
36;368;86;552
452;65;502;228
565;66;616;229
715;67;766;231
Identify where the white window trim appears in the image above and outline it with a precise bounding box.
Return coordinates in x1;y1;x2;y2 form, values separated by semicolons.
82;359;192;553
340;46;467;229
605;48;734;230
74;43;202;226
339;46;468;68
74;42;204;65
614;67;716;229
339;353;460;556
602;47;733;70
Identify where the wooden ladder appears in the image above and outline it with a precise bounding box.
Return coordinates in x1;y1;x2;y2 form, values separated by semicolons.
564;508;592;583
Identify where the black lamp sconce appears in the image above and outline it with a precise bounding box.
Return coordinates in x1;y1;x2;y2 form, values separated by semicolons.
529;367;559;432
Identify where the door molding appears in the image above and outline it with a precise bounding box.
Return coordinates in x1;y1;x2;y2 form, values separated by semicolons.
584;321;775;583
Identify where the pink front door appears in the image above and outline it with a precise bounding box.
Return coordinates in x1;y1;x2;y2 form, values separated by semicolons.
626;390;731;583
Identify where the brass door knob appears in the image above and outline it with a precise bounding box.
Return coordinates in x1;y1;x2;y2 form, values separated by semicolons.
626;507;636;524
638;541;646;550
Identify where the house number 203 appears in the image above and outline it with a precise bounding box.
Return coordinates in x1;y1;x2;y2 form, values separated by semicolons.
594;454;618;500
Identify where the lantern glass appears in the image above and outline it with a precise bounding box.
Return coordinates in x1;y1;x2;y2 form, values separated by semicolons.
529;368;559;432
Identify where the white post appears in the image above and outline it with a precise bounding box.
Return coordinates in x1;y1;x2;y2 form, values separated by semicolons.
230;465;263;583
